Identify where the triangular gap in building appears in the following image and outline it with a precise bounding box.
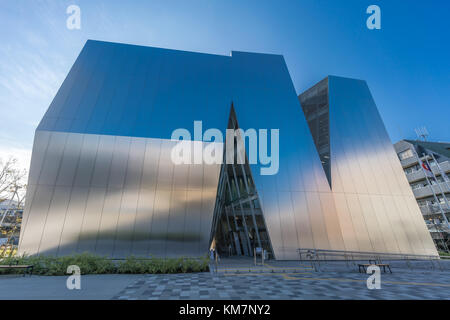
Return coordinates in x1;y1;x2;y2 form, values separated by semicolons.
209;104;274;258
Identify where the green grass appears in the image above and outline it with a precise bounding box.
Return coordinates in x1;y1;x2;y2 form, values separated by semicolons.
0;253;210;275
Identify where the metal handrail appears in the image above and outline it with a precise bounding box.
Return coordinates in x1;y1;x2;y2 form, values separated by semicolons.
297;248;439;261
297;248;443;271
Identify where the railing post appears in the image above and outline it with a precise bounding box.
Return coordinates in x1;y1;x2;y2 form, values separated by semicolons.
436;256;443;271
405;255;412;270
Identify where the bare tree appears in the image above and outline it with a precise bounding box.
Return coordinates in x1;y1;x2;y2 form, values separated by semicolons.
0;157;27;205
0;157;27;256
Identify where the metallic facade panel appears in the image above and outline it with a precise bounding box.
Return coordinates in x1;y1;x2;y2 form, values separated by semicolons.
90;135;115;187
108;137;131;188
165;189;187;257
381;195;412;254
332;193;359;251
113;138;146;257
370;195;401;253
291;192;314;249
17;184;37;249
141;139;161;190
172;163;189;191
276;192;300;259
38;186;71;255
305;192;330;250
183;189;203;256
77;187;106;253
258;189;283;259
357;194;386;253
200;160;222;252
73;134;100;187
20;41;437;259
345;193;373;252
156;141;175;190
55;133;83;186
19;185;54;255
148;188;171;256
27;131;51;186
318;192;345;251
58;186;89;255
113;187;140;258
95;187;123;256
131;187;156;256
38;132;68;186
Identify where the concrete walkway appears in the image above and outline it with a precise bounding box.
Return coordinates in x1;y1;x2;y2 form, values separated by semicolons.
1;259;449;300
0;274;142;300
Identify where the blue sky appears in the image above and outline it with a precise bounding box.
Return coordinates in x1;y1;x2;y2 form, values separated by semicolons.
0;0;449;170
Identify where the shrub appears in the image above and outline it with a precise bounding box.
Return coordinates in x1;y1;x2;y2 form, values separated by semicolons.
0;253;209;275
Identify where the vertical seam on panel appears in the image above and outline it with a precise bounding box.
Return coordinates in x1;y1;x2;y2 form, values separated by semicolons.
52;46;97;120
329;121;357;251
68;134;89;253
322;192;346;251
36;132;70;254
314;192;331;250
56;133;84;256
298;191;315;250
274;192;286;259
93;135;116;254
376;195;401;254
394;195;416;253
368;196;390;253
304;192;318;250
20;132;52;245
75;134;101;253
163;141;176;257
198;149;206;256
341;194;360;252
111;137;132;257
146;139;162;255
381;195;406;254
17;184;38;249
130;139;147;255
181;162;191;250
79;47;117;133
354;195;375;252
288;192;302;254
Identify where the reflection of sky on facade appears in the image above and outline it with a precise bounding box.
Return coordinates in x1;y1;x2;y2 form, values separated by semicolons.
19;40;438;259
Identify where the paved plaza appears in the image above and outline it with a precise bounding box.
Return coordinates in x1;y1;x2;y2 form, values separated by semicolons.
1;259;449;300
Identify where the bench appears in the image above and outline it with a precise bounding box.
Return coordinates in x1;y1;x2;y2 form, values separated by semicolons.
358;263;392;274
0;264;34;277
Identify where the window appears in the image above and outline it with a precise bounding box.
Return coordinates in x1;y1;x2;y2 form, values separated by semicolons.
398;149;414;160
404;164;420;174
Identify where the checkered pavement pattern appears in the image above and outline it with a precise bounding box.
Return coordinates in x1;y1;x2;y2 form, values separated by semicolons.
112;266;450;300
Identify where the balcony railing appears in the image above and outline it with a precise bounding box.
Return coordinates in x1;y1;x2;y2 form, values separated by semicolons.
406;160;450;183
413;182;450;199
420;204;450;216
400;156;419;168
